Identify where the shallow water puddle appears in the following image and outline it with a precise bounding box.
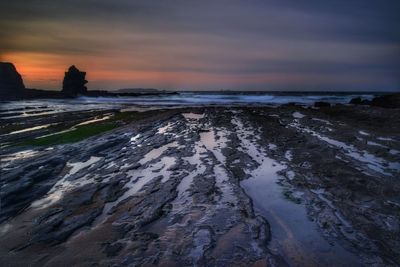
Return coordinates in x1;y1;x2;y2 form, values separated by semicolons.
310;188;335;209
178;144;207;201
233;116;361;267
213;164;236;203
285;150;293;161
200;128;236;203
36;127;76;139
0;149;39;163
231;118;263;158
126;156;176;193
292;111;306;119
367;141;387;148
68;156;102;175
289;121;400;176
130;133;141;143
33;115;111;139
6;124;52;135
377;136;394;141
182;112;205;120
75;115;112;126
159;156;177;183
268;143;277;150
312;118;333;125
199;130;216;151
30;156;102;209
139;141;178;164
157;121;176;134
169;118;212;220
199;129;227;164
95;142;180;223
171;115;236;224
102;116;196;224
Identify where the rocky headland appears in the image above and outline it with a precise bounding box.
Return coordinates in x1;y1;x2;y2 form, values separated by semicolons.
0;62;176;101
0;62;26;100
62;65;88;96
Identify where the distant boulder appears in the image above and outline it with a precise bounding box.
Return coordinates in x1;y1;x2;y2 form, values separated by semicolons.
370;93;400;108
349;97;362;104
314;101;330;108
349;97;371;105
349;94;400;108
62;65;88;96
0;62;25;100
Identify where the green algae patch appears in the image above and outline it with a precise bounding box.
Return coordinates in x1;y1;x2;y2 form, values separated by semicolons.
17;110;163;146
19;122;118;146
111;110;161;123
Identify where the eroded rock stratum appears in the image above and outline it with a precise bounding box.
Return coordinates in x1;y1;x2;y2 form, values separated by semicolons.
0;106;399;266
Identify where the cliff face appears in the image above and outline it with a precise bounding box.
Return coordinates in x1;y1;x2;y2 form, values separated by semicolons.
0;62;25;100
62;65;88;96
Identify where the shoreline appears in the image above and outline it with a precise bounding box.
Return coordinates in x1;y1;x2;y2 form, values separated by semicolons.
0;104;399;266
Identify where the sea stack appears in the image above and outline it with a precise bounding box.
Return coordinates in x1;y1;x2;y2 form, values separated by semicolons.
62;65;88;96
0;62;25;100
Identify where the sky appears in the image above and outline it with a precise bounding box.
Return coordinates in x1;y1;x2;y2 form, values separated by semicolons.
1;0;399;91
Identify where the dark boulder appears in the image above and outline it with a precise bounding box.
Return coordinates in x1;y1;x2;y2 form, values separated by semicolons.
370;93;400;108
62;65;88;96
350;94;400;108
349;97;371;105
314;101;331;108
0;62;25;100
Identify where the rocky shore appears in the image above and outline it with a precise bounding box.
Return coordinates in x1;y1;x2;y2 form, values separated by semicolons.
0;103;399;266
0;62;176;101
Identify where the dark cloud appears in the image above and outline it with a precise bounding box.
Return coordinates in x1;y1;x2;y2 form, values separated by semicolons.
0;0;399;91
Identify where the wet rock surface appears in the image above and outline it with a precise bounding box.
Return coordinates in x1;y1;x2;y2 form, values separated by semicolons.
0;105;399;266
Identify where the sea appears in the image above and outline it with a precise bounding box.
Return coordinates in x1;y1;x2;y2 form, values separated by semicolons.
0;91;381;119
